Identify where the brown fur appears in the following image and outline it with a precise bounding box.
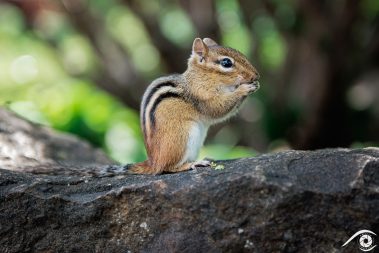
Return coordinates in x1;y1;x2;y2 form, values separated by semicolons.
129;38;260;175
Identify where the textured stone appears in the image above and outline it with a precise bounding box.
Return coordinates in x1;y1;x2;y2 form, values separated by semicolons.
1;148;379;252
0;108;113;172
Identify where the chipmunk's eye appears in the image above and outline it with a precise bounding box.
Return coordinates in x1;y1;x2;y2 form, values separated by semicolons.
220;58;233;68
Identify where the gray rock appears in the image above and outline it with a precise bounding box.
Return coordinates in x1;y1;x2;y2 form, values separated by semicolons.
0;108;113;172
1;148;378;252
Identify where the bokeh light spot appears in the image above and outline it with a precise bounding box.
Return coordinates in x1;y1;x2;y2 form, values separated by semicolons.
347;82;375;111
10;55;39;84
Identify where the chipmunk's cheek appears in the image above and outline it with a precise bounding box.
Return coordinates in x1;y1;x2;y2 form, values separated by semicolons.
219;84;238;93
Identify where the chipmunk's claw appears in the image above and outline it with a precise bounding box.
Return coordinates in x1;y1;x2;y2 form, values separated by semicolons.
190;160;212;170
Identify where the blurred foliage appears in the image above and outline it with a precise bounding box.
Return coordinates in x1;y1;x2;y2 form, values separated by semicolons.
0;4;147;163
0;0;378;164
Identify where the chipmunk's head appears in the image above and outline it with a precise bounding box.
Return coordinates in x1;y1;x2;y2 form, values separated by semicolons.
187;38;260;87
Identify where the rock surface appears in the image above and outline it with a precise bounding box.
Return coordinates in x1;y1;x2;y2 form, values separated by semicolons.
1;148;379;253
0;108;113;172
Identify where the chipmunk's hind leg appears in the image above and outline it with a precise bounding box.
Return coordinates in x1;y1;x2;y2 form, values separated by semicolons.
128;161;162;175
165;162;192;173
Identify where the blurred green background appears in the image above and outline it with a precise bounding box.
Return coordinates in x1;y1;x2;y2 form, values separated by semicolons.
0;0;378;163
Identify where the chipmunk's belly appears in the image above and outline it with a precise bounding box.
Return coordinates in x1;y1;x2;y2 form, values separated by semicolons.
181;121;208;163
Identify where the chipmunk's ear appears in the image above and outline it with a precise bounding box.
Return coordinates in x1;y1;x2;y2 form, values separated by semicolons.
192;38;208;60
203;38;218;47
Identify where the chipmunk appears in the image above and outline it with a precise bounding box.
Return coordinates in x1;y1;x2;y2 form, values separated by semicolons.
128;38;260;175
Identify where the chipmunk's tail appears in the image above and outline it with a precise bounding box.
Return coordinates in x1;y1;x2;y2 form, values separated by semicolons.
24;161;158;177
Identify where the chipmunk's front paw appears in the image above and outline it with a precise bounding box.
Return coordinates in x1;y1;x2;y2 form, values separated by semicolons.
238;81;260;96
190;160;211;170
